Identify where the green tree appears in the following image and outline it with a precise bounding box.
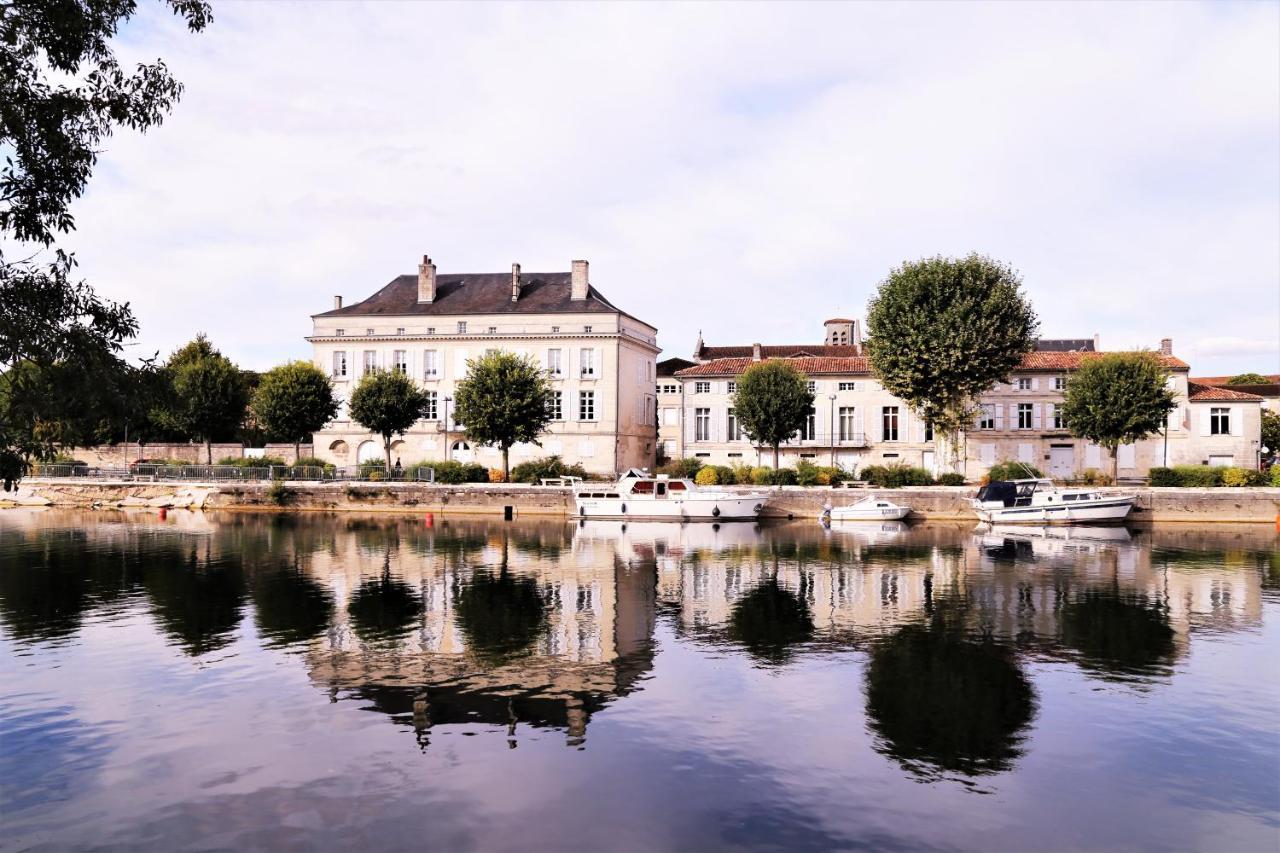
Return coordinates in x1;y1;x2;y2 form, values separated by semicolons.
452;351;552;481
0;0;211;488
162;335;249;464
349;369;427;472
252;361;338;461
1226;372;1269;385
1060;352;1176;481
866;254;1039;471
733;360;815;470
1260;409;1279;466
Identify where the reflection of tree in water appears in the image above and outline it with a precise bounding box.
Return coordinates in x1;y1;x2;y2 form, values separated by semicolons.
865;618;1036;779
143;551;247;656
453;567;549;665
1058;588;1175;679
251;563;334;648
348;560;423;643
0;535;92;642
726;577;815;665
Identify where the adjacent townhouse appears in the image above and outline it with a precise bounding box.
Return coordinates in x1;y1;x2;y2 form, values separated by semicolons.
665;325;1264;478
309;255;659;475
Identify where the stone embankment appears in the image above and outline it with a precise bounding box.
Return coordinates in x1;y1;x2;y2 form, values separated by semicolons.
4;479;1279;523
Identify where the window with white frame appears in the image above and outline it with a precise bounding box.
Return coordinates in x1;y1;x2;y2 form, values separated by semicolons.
695;408;711;441
838;407;857;441
924;421;934;441
659;383;678;394
332;351;347;378
396;327;405;335
423;350;438;378
798;407;817;441
807;381;817;393
487;326;497;334
366;328;374;336
362;350;377;376
548;391;563;421
578;390;595;421
550;325;559;333
694;381;710;394
979;404;996;429
838;381;858;391
1054;376;1067;391
457;321;467;334
580;349;596;377
1017;377;1032;390
727;409;742;441
393;350;407;374
1017;403;1034;429
1210;407;1230;435
426;327;435;335
335;328;345;337
727;381;737;393
882;406;899;441
547;348;563;377
423;391;438;420
1051;403;1066;429
584;325;593;333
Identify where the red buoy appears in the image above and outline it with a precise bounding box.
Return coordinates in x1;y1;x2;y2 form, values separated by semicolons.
159;508;168;521
424;512;434;527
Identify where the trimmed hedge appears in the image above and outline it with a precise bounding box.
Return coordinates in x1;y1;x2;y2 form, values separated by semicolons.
796;460;847;486
409;460;489;483
860;464;934;488
986;461;1043;481
1148;465;1268;487
217;455;288;468
936;472;966;486
510;455;588;484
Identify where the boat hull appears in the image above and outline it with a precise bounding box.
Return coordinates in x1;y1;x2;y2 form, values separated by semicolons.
825;507;911;522
574;494;765;522
973;496;1135;525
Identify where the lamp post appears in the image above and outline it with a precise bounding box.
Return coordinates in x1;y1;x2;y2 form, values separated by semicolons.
444;396;453;461
828;394;837;466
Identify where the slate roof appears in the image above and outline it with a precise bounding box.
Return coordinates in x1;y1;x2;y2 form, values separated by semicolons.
695;344;862;360
1035;338;1096;352
657;357;695;377
675;351;1189;378
1187;383;1265;402
315;271;649;325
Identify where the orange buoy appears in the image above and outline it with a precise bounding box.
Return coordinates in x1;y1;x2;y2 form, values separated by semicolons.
159;508;168;521
424;512;434;527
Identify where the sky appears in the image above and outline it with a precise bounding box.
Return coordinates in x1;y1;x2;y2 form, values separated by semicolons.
56;0;1280;377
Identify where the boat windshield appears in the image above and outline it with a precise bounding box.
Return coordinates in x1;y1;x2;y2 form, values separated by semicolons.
668;481;687;491
631;480;655;494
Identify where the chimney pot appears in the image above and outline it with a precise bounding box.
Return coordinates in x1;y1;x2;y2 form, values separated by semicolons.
1160;337;1173;356
334;295;343;310
418;254;437;304
511;263;522;302
752;342;762;361
570;260;589;300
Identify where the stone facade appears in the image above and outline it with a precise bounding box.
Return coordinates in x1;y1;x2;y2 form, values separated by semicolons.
309;256;659;476
665;327;1265;478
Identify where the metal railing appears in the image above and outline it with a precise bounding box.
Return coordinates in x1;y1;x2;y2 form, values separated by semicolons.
27;463;438;483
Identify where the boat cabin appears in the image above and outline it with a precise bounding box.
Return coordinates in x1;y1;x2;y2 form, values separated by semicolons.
579;469;693;500
976;479;1104;508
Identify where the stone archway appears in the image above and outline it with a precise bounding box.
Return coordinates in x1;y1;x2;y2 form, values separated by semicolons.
357;440;381;464
328;439;349;462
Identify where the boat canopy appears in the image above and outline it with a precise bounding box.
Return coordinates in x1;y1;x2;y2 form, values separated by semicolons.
976;481;1019;507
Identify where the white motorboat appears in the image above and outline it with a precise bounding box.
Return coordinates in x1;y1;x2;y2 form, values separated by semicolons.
821;496;912;522
972;478;1136;524
574;469;766;522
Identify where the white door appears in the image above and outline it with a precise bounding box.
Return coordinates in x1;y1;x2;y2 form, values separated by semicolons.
1049;445;1074;479
452;440;474;463
922;451;936;475
356;440;381;464
1208;455;1233;467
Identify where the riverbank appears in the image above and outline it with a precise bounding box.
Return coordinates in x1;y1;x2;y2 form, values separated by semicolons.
5;479;1279;523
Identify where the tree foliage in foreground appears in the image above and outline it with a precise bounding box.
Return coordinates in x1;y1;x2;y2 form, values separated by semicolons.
733;360;814;470
252;361;338;460
452;351;552;481
0;0;211;487
161;335;249;464
349;369;427;471
1060;352;1176;479
866;254;1039;470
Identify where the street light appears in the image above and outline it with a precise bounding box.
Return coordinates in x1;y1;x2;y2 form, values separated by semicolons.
828;394;837;466
444;396;453;461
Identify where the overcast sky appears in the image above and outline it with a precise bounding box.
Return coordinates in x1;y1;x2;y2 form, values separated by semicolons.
63;1;1280;377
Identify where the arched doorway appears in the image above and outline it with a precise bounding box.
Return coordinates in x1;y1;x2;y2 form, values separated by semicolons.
451;440;474;463
357;440;382;464
328;439;349;462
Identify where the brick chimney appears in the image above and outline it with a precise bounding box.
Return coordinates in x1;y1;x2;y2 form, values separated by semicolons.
417;255;436;303
511;263;522;302
1160;337;1173;356
334;295;342;310
752;342;762;361
570;260;589;300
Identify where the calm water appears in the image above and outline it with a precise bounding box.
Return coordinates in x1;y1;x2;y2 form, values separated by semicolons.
2;510;1277;852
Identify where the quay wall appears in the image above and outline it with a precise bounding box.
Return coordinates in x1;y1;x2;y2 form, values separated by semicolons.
4;480;1279;523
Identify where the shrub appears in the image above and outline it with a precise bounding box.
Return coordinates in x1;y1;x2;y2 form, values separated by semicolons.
694;467;720;486
510;455;588;484
218;455;288;468
815;465;845;486
49;453;87;466
936;472;966;486
1271;465;1280;487
1075;468;1113;486
359;458;388;475
293;456;335;470
796;460;820;486
861;464;934;488
1171;465;1221;487
488;468;507;483
366;469;386;482
1221;467;1266;487
266;481;294;505
1148;467;1179;487
658;458;704;479
413;460;490;484
713;465;736;485
730;462;755;485
987;461;1043;481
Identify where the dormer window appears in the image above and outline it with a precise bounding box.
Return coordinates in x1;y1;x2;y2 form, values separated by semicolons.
551;326;560;333
584;325;593;333
396;327;405;335
366;328;374;336
488;326;497;334
426;327;435;335
335;328;345;337
457;321;467;334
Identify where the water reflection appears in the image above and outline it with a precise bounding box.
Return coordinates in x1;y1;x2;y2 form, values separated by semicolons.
0;510;1276;851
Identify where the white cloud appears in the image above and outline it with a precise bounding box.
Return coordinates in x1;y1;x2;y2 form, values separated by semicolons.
53;0;1279;376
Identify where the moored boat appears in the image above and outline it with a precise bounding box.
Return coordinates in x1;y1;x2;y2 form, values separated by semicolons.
820;496;912;522
972;478;1136;524
573;469;766;521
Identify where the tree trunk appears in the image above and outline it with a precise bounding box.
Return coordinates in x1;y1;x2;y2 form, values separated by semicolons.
502;446;510;483
294;440;301;463
1111;446;1119;485
384;436;392;474
205;439;212;465
772;445;780;470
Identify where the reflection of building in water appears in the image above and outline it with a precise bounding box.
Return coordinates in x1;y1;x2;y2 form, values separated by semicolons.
298;519;655;747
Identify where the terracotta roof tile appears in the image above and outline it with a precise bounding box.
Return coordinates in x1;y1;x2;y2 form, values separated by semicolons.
1189;374;1280;386
675;351;1189;378
1019;351;1188;371
1187;383;1265;402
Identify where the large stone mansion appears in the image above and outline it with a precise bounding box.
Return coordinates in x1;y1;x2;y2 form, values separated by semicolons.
309;255;659;474
659;321;1265;479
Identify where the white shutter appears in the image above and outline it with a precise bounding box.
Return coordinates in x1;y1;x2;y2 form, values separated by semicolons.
1018;443;1034;463
454;348;468;377
1230;406;1242;436
1117;443;1136;469
981;443;996;465
856;408;866;443
872;408;882;443
1031;378;1040;390
1200;407;1211;436
995;405;1005;430
1033;404;1042;430
1085;444;1102;468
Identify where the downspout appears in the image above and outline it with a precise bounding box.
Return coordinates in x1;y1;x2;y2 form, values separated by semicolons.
613;330;621;477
